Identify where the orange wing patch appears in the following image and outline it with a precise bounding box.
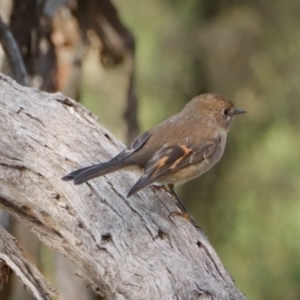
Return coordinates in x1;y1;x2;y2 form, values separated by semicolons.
154;156;169;174
170;145;192;170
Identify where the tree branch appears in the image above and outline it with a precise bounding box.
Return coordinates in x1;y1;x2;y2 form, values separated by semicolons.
0;15;28;86
0;73;245;299
0;226;56;299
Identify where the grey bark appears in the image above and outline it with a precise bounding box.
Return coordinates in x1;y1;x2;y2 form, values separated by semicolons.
0;73;245;300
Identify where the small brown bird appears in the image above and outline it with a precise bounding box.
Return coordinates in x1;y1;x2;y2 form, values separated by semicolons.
62;94;245;211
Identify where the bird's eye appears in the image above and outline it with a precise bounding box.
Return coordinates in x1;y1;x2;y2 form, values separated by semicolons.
223;108;230;116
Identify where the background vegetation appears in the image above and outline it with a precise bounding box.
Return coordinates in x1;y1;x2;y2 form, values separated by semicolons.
1;0;300;299
83;1;300;299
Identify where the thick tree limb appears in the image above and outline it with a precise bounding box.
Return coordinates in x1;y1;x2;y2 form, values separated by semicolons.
0;73;245;299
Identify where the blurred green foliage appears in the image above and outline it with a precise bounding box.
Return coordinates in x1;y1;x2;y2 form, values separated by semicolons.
81;0;300;299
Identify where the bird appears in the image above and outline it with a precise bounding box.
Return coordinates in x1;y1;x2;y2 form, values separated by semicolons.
62;93;246;213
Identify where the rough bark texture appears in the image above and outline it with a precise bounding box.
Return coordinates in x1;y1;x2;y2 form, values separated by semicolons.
0;73;245;300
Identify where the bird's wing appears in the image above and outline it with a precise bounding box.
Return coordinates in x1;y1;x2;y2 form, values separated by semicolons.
127;136;221;197
115;129;153;162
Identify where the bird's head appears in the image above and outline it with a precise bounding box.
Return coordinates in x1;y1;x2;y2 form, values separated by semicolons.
185;93;246;132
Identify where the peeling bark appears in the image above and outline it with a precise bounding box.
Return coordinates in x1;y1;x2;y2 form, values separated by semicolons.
0;73;245;300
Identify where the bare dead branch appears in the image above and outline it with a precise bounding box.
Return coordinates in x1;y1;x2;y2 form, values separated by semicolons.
0;226;56;299
0;15;28;86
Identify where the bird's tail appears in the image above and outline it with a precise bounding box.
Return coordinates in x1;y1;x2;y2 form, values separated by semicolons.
61;159;127;185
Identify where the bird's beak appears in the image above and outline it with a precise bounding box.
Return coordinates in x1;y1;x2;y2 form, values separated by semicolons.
233;109;247;115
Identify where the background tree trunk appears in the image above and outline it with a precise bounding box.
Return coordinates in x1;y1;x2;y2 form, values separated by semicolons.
0;73;245;299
